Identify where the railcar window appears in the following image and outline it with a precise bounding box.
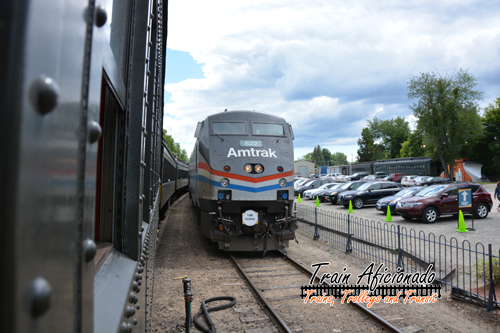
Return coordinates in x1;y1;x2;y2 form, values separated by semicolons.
252;123;285;136
212;122;247;135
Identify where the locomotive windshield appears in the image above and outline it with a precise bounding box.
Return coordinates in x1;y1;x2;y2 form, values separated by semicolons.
251;123;285;136
212;122;247;135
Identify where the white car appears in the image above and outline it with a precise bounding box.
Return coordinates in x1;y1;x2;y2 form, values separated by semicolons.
401;175;419;187
303;183;339;199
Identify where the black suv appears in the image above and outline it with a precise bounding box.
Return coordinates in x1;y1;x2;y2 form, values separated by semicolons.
324;180;369;204
344;172;369;182
337;181;403;209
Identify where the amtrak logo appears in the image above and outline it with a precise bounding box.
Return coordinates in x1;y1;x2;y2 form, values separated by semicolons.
227;147;277;158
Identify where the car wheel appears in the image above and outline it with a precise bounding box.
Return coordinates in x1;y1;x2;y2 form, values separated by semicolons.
422;207;438;223
474;203;489;219
353;197;364;209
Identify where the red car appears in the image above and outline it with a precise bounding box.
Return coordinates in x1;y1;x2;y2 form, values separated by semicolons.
395;183;492;223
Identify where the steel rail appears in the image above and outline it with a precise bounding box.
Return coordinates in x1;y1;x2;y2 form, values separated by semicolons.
279;250;403;333
229;255;293;333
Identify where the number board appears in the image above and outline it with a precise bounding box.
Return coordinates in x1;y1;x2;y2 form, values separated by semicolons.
458;188;472;208
240;140;262;147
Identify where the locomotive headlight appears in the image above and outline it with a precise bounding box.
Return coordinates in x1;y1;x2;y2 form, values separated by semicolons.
255;164;264;173
279;178;287;187
244;164;252;173
220;178;230;187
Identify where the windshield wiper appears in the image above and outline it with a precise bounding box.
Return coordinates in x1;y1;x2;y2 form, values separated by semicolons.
214;133;225;142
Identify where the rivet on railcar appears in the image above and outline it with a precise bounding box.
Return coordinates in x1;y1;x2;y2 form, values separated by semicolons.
189;110;297;251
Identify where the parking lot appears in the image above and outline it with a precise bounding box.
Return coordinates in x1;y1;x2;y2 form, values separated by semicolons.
295;183;500;252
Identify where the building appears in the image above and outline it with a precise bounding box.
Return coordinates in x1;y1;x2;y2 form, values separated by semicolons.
294;160;315;177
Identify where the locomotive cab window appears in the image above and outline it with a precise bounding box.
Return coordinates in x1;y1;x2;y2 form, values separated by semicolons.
252;122;285;136
212;122;247;135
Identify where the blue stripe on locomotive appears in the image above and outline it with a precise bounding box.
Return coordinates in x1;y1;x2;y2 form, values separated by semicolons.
197;175;292;193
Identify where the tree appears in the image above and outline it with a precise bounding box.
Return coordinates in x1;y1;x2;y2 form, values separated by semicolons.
357;128;385;162
162;129;189;162
312;145;326;167
400;131;426;158
330;152;348;165
465;95;500;177
367;117;411;158
322;148;332;166
407;69;483;179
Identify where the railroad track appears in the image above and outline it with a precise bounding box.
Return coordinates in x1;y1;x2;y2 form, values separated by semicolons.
229;251;426;333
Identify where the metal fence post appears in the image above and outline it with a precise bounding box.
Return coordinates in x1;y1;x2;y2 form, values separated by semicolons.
486;244;497;311
313;207;319;240
397;225;404;270
346;214;352;253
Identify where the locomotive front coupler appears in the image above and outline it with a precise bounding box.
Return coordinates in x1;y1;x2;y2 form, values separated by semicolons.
210;204;240;247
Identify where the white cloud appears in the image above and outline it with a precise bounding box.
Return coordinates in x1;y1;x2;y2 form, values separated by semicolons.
164;0;500;160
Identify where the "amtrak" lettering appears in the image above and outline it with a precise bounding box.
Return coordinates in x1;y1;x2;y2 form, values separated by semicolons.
227;147;277;158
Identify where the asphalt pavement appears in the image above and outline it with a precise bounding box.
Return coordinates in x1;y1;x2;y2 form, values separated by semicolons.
294;183;500;253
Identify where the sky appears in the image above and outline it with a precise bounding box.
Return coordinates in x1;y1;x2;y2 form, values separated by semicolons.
163;0;500;164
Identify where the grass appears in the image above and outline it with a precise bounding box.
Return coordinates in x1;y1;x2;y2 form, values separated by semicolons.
472;257;500;285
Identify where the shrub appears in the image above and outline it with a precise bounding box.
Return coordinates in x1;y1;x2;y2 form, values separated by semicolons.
472;257;500;285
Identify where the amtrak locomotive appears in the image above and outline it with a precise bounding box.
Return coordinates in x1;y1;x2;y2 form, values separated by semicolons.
189;111;297;251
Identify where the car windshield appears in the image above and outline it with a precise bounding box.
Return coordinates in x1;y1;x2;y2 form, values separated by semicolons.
425;177;433;181
303;180;316;186
395;187;421;197
417;185;447;197
356;182;373;190
339;182;353;189
318;184;331;189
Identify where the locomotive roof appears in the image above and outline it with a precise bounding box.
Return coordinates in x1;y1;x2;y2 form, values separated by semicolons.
205;110;286;123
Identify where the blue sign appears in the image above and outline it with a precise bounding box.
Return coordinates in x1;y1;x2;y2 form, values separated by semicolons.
458;188;472;208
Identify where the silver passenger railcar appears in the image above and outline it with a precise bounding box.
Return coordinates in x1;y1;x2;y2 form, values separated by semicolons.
189;111;296;251
0;0;184;332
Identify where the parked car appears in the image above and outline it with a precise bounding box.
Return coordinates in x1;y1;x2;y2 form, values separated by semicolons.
324;180;369;204
414;176;451;186
387;173;407;183
335;175;348;183
325;173;343;180
344;172;369;182
379;176;391;181
337;181;403;209
294;178;310;189
295;179;333;196
316;183;343;202
362;175;378;181
303;183;339;200
396;183;493;223
376;186;425;213
401;175;419;187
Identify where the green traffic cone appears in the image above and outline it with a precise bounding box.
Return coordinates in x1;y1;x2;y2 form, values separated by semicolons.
298;193;302;203
385;206;393;222
456;210;469;232
348;200;354;213
316;196;320;207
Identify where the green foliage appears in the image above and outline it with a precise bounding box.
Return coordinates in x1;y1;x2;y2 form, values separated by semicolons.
162;129;189;162
301;148;348;166
330;152;348;165
312;145;326;167
400;131;426;158
472;257;500;285
357;128;385;162
407;69;483;178
482;97;500;174
367;116;411;158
